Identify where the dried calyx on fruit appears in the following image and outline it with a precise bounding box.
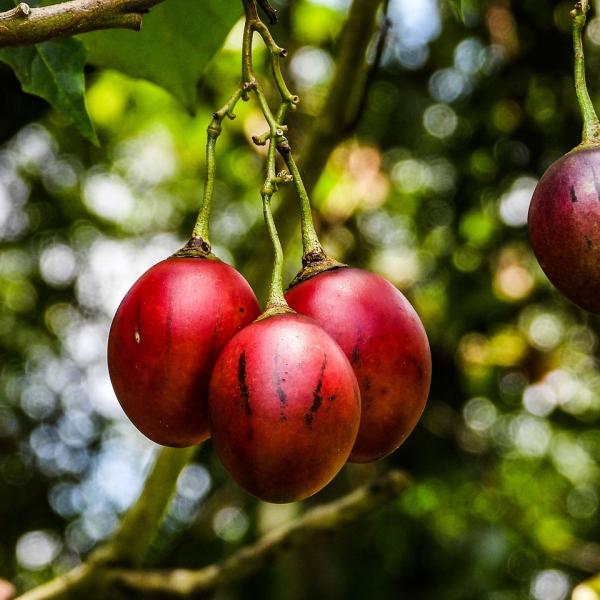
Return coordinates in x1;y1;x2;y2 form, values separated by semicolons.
528;1;600;314
107;77;260;448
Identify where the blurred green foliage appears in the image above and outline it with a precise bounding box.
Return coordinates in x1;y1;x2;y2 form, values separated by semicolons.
1;0;600;599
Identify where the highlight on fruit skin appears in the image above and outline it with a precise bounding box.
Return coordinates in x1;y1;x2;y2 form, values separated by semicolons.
286;267;432;463
108;255;260;447
528;146;600;314
208;313;361;504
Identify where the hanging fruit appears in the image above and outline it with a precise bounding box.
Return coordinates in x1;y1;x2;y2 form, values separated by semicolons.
529;0;600;314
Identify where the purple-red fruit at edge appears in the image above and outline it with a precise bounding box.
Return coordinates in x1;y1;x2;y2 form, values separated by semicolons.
108;257;260;447
208;313;361;503
528;147;600;314
286;268;432;463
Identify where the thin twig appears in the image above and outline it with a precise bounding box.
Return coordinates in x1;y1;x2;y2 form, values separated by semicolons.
342;0;392;135
257;0;278;24
0;0;166;48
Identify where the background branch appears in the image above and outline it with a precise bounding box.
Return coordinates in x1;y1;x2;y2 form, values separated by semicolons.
342;0;391;136
14;470;409;600
256;0;277;24
0;0;166;47
90;446;197;567
294;0;385;194
16;447;196;600
15;470;409;599
108;471;410;597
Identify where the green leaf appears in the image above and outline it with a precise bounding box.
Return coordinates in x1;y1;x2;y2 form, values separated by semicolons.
0;0;97;143
81;0;243;111
0;38;97;144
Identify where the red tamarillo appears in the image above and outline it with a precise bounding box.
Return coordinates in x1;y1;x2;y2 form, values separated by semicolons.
529;148;600;313
286;268;432;462
208;313;361;503
108;256;260;447
528;2;600;313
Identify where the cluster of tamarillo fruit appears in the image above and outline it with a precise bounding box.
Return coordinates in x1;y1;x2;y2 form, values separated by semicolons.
105;0;599;504
528;2;600;315
106;0;433;505
107;249;431;503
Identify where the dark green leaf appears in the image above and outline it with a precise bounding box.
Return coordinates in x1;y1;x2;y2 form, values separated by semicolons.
0;37;97;144
81;0;243;111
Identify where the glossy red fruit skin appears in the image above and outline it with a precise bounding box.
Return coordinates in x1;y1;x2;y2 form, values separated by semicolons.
208;313;361;503
528;147;600;313
108;257;260;447
286;268;432;463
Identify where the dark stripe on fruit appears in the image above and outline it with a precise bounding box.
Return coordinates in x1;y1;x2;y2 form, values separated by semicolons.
305;356;327;426
570;186;578;203
238;351;252;416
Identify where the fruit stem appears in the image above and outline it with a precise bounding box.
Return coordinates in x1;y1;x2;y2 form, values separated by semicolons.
262;192;287;312
240;0;334;294
242;0;299;109
277;138;346;287
572;1;600;144
189;0;289;255
188;0;299;259
191;88;244;247
240;0;345;287
242;0;258;93
261;105;294;316
192;134;217;242
277;141;327;262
